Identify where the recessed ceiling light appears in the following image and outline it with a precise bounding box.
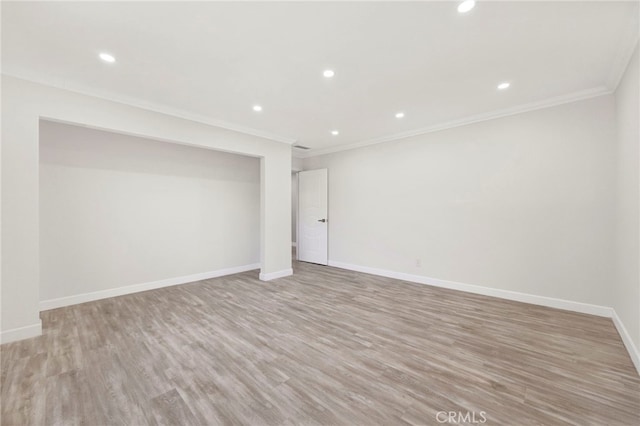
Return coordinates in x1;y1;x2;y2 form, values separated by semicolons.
457;0;476;13
99;53;116;63
331;130;339;136
497;82;511;90
253;105;263;112
323;69;335;78
395;112;405;119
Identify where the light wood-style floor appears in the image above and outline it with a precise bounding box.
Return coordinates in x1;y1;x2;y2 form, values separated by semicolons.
2;258;639;425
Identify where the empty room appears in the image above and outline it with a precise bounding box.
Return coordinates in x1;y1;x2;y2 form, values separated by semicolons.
1;1;639;425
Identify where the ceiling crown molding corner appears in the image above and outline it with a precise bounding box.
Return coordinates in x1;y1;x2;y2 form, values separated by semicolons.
301;86;612;159
605;10;639;92
1;71;297;146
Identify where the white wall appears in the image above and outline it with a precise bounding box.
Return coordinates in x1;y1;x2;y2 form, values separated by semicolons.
292;172;298;244
292;157;302;245
292;156;303;171
304;95;617;308
614;44;640;356
39;121;260;302
1;76;291;343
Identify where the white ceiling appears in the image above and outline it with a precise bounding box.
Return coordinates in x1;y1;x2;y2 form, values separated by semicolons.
2;1;638;156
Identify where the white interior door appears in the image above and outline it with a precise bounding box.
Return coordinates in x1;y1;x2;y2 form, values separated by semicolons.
297;169;328;265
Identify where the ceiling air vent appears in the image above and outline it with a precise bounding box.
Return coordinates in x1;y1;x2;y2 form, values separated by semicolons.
293;145;311;150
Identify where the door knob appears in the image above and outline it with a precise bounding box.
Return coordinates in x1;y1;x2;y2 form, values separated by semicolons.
317;218;326;223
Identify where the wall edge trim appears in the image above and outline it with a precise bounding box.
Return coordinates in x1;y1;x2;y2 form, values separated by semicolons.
259;268;293;281
611;309;640;374
39;263;260;311
0;321;43;344
328;260;612;316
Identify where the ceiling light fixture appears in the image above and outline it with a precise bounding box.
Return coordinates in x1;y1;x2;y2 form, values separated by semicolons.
395;112;405;119
331;130;339;136
457;0;476;13
497;82;511;90
323;69;335;78
253;105;263;112
99;53;116;63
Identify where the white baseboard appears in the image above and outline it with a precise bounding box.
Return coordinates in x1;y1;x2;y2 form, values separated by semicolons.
0;321;42;344
39;263;260;311
328;260;640;375
328;260;612;317
611;310;640;374
260;268;293;281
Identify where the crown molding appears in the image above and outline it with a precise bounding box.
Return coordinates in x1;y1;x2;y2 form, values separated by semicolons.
296;86;612;159
3;65;622;161
1;71;297;145
605;8;639;92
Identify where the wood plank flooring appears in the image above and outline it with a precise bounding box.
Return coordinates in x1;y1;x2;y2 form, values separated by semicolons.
1;259;639;425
